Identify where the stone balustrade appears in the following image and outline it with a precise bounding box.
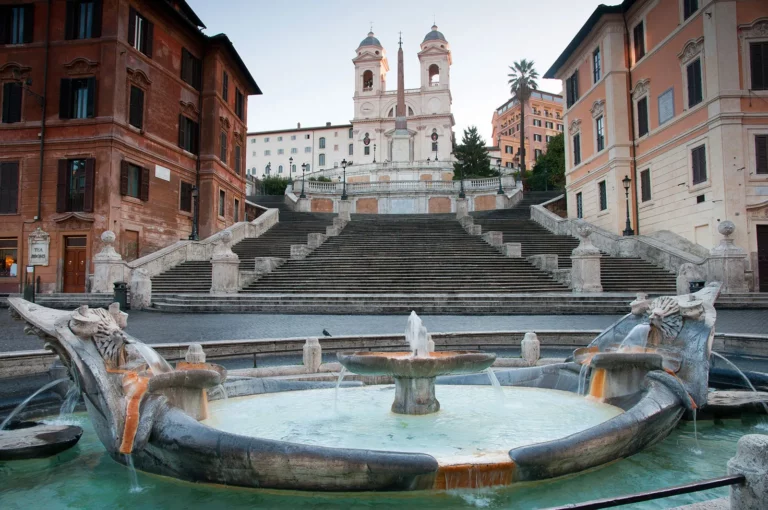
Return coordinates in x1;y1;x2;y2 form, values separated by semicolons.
293;177;517;195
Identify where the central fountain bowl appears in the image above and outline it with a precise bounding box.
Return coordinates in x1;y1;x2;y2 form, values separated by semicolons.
337;351;496;415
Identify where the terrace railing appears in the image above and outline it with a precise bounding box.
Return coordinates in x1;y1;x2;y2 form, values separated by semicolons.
294;177;516;195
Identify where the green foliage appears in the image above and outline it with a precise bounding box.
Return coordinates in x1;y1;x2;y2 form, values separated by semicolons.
453;126;493;179
527;133;565;191
507;59;539;102
308;176;332;182
261;176;292;195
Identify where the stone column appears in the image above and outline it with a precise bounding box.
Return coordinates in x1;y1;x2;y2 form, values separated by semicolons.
521;332;540;366
302;338;322;373
571;222;603;293
456;198;469;219
92;231;126;293
210;231;240;294
296;197;310;213
338;199;352;222
708;221;749;293
130;268;152;310
728;434;768;510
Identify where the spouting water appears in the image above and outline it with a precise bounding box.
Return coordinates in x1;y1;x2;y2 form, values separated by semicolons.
405;311;429;358
577;364;591;396
485;368;504;401
618;324;651;351
0;377;69;430
60;380;81;415
711;351;768;419
211;384;227;400
334;367;347;413
691;408;702;454
130;341;172;374
124;454;143;493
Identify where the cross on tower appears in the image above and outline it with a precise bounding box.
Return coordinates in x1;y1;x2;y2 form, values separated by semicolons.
398;31;402;48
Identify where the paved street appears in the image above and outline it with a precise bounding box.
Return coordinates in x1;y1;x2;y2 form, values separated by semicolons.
1;309;766;353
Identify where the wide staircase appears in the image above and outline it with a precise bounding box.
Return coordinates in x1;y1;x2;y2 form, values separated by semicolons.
472;192;677;294
150;196;336;294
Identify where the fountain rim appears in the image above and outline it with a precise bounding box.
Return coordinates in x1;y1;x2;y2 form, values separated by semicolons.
336;350;497;377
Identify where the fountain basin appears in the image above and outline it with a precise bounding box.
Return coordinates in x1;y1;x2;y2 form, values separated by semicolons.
337;351;496;414
0;421;83;460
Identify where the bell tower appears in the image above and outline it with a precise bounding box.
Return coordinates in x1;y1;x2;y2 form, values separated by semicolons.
352;31;388;96
418;25;451;90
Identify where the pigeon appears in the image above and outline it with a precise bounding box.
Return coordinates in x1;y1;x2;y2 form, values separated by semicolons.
322;329;332;337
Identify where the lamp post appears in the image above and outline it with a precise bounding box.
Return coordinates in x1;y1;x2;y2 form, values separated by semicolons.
452;151;465;199
373;144;376;163
341;158;348;200
189;185;199;240
622;175;634;236
300;163;307;198
497;158;504;195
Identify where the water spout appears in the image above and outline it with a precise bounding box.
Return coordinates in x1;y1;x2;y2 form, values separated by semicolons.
0;377;70;430
60;380;81;416
405;311;429;358
485;368;504;401
334;367;347;413
211;384;228;400
124;454;143;493
711;352;768;418
619;324;651;351
577;364;591;396
129;342;172;375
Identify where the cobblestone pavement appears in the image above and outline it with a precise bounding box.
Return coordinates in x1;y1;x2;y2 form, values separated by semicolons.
1;309;766;353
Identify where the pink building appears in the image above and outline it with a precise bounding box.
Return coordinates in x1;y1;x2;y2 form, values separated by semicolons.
545;0;768;291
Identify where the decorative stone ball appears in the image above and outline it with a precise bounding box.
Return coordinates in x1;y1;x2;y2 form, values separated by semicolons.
575;220;592;238
717;220;735;237
220;230;233;245
101;230;116;244
185;343;206;364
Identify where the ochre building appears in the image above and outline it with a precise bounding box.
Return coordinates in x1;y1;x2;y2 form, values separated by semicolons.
0;0;261;293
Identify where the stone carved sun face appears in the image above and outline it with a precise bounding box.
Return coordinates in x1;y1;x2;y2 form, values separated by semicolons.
645;296;683;344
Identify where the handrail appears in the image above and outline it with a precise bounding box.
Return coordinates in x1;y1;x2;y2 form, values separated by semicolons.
294;178;517;195
544;474;744;510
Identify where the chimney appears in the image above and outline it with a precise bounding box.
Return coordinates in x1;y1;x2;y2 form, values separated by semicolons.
297;122;301;128
326;122;331;126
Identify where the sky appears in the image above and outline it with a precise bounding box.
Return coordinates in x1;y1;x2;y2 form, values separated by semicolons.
188;0;603;143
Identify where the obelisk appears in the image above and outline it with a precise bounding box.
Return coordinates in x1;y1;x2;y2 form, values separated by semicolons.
391;33;411;162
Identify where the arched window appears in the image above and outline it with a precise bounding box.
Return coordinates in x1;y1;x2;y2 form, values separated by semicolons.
349;143;353;155
429;64;440;86
408;106;414;116
319;137;326;149
362;70;373;91
388;108;394;118
292;164;296;172
278;165;283;174
319;154;326;166
265;164;270;175
349;127;353;139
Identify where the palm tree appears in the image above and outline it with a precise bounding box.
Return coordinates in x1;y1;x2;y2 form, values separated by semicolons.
507;60;539;188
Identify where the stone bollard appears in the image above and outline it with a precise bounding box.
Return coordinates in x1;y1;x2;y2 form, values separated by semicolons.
210;231;240;294
326;225;342;236
186;343;206;363
469;224;482;236
253;257;284;275
728;434;768;509
709;221;749;293
456;198;469;220
338;199;352;222
527;254;558;272
290;244;311;260
500;242;522;258
427;333;435;353
303;337;322;373
92;231;126;293
482;231;503;247
570;221;603;293
130;268;151;310
308;233;327;249
521;332;540;366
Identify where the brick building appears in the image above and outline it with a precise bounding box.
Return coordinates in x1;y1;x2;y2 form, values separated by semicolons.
491;91;565;171
0;0;261;293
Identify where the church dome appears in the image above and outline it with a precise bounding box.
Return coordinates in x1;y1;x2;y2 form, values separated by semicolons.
359;31;382;48
423;25;447;43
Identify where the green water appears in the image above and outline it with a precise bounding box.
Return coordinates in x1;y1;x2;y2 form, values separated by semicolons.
0;414;763;509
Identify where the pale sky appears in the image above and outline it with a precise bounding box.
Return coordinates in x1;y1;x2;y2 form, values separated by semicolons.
188;0;603;143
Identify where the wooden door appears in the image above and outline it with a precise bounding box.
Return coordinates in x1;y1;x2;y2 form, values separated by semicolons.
63;237;87;293
758;225;768;292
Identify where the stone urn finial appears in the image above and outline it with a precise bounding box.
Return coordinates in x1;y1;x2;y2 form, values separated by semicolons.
94;230;122;261
211;230;239;261
572;220;599;256
718;220;735;238
185;344;206;364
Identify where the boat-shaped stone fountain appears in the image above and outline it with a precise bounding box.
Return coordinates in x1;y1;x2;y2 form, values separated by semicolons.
6;283;721;492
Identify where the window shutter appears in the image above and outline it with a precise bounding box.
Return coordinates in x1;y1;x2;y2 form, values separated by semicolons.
65;1;76;40
57;160;68;213
140;166;150;201
178;114;185;148
91;0;103;38
750;42;765;90
637;98;648;137
83;158;95;212
181;48;189;83
180;182;192;212
573;70;579;100
222;71;228;101
756;135;768;175
128;7;136;46
130;86;144;129
145;20;153;57
0;162;19;214
2;83;11;122
86;77;96;118
192;119;199;153
120;160;129;195
23;4;34;43
687;63;695;106
59;79;72;119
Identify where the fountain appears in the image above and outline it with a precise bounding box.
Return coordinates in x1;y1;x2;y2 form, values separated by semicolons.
337;311;496;414
6;282;752;493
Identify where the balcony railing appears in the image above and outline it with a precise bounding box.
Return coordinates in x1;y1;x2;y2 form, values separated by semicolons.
293;177;516;195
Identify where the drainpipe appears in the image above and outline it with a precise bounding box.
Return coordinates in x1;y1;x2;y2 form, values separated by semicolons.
622;7;640;235
35;0;51;221
193;50;205;240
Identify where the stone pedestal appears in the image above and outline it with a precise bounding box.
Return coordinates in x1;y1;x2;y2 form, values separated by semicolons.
391;131;411;163
571;222;603;293
469;224;482;236
338;200;352;222
92;231;126;293
527;254;558;272
308;233;327;249
521;332;540;366
296;197;310;213
501;243;522;258
482;231;503;247
393;376;439;415
253;257;284;275
456;198;469;220
290;244;312;260
302;338;322;373
326;225;342;236
210;231;240;294
676;263;707;295
708;221;749;293
130;268;151;310
728;434;768;510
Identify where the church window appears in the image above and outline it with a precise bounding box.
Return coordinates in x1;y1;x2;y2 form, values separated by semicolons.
408;106;414;116
362;70;373;91
388;108;394;118
432;142;438;152
364;146;370;155
428;64;440;86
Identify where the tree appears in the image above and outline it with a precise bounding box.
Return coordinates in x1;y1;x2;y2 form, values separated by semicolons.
261;176;292;195
507;59;539;187
528;133;565;191
453;126;493;179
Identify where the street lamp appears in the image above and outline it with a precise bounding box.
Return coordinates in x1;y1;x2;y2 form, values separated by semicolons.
497;158;504;195
189;185;199;240
341;158;348;200
373;144;376;163
300;163;307;198
452;151;465;199
622;175;634;236
289;156;293;177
